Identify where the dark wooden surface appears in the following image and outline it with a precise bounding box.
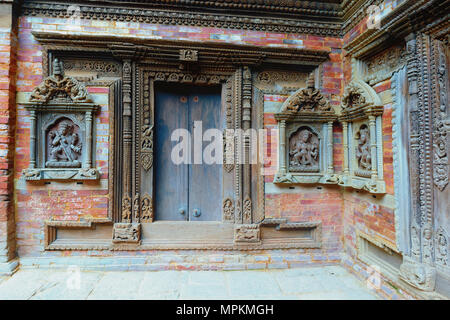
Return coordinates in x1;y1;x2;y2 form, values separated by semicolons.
154;84;222;221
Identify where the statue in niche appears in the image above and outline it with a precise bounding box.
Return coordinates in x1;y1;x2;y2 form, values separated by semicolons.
46;119;82;168
355;124;371;171
289;127;319;171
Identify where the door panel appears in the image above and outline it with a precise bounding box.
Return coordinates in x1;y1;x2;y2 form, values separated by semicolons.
154;84;222;221
154;86;189;221
188;88;223;221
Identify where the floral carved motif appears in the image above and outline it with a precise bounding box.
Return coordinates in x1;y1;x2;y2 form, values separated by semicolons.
341;83;366;110
30;59;89;103
284;75;330;113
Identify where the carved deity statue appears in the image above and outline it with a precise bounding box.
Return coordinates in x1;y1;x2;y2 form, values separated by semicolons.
289;128;319;170
46;119;82;168
355;125;371;170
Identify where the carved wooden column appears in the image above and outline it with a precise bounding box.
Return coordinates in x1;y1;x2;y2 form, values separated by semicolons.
234;68;243;224
278;120;287;175
327;121;334;175
342;121;349;175
399;33;436;292
85;111;93;168
29;110;37;169
121;59;133;224
368;115;378;181
242;66;252;224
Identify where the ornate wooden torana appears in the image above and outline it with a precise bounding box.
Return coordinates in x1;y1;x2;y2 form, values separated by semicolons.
274;73;338;185
22;58;100;181
338;59;386;194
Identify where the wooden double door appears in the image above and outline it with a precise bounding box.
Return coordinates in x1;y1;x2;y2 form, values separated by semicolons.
154;84;223;221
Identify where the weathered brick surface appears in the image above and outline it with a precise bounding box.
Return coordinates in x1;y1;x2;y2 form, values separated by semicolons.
0;5;18;265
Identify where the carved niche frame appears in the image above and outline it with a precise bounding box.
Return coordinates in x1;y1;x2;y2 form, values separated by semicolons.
273;73;338;185
21;58;101;181
32;31;330;250
338;59;386;194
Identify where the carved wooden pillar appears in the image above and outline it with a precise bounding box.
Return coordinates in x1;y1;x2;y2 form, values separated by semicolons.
279;120;287;175
342;121;349;175
242;66;252;224
368;115;378;180
121;59;133;223
234;68;243;224
29;110;37;169
327;121;334;175
85;111;93;168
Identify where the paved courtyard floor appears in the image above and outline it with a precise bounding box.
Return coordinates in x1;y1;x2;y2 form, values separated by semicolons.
0;265;380;300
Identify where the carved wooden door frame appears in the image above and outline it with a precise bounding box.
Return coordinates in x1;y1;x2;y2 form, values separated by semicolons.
32;32;329;250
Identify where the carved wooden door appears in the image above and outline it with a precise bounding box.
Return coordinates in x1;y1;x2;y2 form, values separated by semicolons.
154;84;222;221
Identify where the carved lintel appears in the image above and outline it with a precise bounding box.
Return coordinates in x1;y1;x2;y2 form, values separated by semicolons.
234;224;260;243
399;256;436;292
112;223;141;243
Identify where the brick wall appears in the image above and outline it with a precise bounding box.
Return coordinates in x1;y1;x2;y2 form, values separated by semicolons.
0;3;18;268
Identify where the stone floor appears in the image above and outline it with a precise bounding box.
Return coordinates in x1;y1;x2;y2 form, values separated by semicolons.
0;265;380;300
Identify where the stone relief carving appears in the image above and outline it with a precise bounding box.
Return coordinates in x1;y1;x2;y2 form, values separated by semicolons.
234;224;260;243
112;223;141;243
399;256;436;292
141;194;154;223
355;124;371;173
121;195;132;223
364;45;407;85
432;42;449;192
289;127;319;172
46;119;82;168
436;227;448;266
223;198;235;222
22;58;99;181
